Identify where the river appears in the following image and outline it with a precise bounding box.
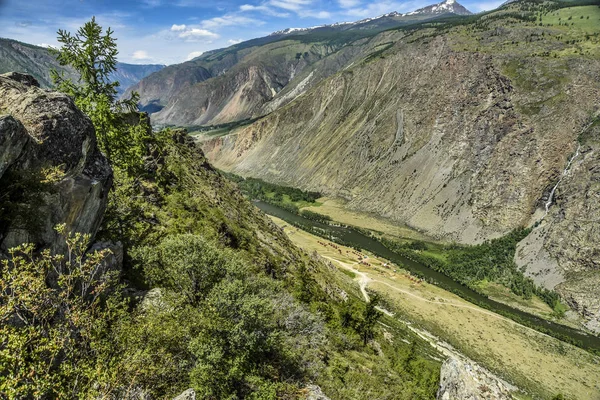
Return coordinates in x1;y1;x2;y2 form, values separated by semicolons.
254;200;600;353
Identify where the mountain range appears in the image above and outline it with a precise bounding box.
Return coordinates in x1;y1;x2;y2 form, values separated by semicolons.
124;0;475;126
127;0;600;334
0;38;164;94
2;0;600;397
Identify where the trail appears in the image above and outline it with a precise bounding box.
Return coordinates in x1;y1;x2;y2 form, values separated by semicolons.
322;255;555;330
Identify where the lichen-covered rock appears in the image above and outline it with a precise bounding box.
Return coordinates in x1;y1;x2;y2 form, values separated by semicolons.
0;72;112;252
1;71;40;87
437;357;515;400
0;115;30;179
303;384;331;400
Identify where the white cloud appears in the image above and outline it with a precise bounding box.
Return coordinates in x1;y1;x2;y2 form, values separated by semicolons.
338;0;362;8
239;3;290;17
186;51;204;60
132;50;151;60
37;43;57;49
228;39;243;45
171;24;187;31
269;0;314;12
200;14;263;30
178;28;219;39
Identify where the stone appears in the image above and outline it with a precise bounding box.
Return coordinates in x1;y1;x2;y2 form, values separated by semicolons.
89;241;124;273
304;384;330;400
0;73;112;253
437;357;515;400
0;115;30;179
1;72;40;87
173;389;195;400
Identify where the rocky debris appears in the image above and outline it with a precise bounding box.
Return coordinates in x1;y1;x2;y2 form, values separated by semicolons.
173;389;196;400
0;72;112;253
303;385;330;400
437;357;515;400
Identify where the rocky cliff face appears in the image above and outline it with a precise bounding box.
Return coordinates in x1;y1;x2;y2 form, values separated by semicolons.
127;39;360;127
203;35;599;244
0;72;112;253
516;119;600;332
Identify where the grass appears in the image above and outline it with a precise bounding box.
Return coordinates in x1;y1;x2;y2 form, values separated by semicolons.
266;193;322;209
340;268;357;279
301;197;433;242
542;5;600;32
271;216;600;399
472;279;557;318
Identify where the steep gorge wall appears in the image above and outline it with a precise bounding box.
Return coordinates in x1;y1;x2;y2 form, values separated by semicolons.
516;120;600;332
130;37;389;127
204;37;599;244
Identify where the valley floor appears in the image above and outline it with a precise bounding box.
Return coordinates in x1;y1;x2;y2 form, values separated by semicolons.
303;197;433;242
304;197;588;331
269;216;600;400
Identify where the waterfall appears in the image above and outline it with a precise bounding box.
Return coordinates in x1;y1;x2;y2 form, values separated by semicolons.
543;143;581;219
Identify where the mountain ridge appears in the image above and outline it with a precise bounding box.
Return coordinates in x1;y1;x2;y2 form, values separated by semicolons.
0;37;165;93
125;0;476;126
269;0;472;37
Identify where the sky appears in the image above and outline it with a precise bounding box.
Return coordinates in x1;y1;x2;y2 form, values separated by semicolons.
0;0;505;65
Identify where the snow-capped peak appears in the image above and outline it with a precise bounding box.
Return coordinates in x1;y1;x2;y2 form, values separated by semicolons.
269;0;471;36
407;0;471;16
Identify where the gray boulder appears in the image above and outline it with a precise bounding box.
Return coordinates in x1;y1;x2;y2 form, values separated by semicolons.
0;72;112;252
437;357;515;400
173;389;195;400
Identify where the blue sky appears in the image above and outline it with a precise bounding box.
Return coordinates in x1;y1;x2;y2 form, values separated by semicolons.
0;0;504;65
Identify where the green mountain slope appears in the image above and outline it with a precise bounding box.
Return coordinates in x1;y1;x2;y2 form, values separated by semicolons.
0;70;443;399
0;37;164;93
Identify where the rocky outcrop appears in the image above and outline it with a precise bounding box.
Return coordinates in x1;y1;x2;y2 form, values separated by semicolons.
303;385;331;400
173;389;196;400
437;357;515;400
0;72;112;253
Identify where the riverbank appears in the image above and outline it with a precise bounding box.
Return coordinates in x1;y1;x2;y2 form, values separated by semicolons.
300;197;587;332
256;200;600;354
269;216;600;399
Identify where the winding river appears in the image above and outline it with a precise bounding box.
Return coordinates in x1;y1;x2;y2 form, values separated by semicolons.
255;200;600;353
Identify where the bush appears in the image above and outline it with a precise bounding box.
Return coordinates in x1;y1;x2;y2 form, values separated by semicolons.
0;228;129;398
